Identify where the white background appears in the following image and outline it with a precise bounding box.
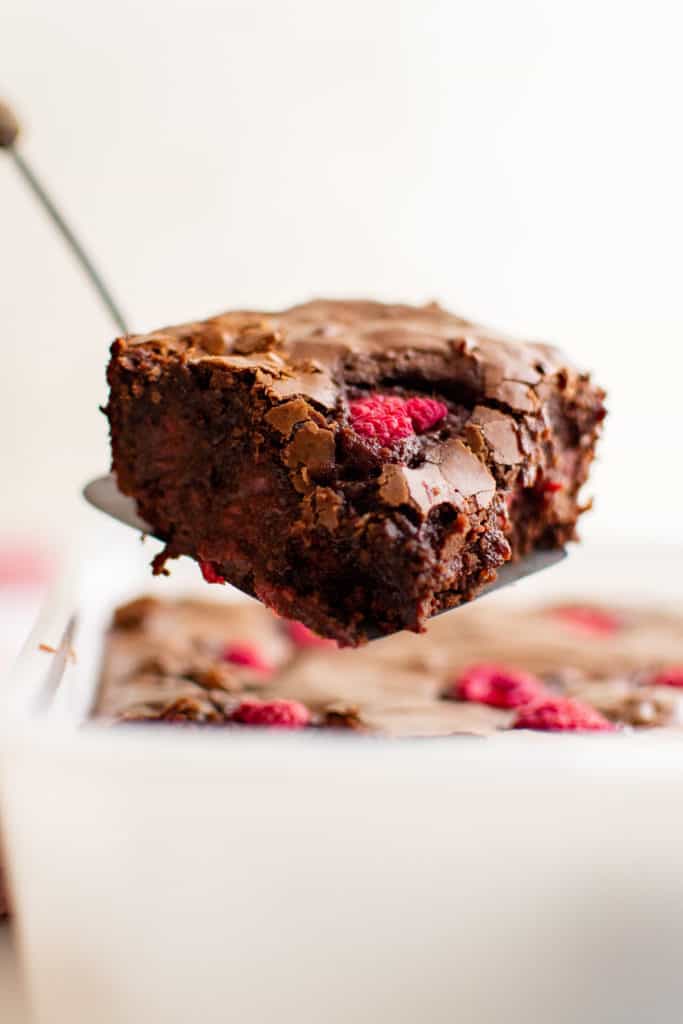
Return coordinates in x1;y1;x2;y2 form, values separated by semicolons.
1;0;682;547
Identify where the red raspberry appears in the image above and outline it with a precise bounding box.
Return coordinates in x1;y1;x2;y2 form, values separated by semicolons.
231;698;310;729
199;560;226;585
549;605;621;635
452;663;546;709
222;643;273;675
0;544;53;586
352;394;406;413
513;696;616;732
348;394;414;445
285;620;338;649
539;478;564;494
404;396;448;433
650;667;683;688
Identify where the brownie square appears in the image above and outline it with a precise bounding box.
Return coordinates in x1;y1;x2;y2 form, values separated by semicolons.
105;300;605;645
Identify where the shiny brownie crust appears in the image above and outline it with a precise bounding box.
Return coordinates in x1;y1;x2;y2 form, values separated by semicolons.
105;299;605;645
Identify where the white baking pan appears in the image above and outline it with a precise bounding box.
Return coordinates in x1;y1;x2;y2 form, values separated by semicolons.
1;530;682;1024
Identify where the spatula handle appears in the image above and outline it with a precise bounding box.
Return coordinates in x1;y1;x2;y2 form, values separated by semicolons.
1;98;129;336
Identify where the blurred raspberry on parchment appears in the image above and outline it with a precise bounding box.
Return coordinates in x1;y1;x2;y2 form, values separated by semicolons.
0;540;56;673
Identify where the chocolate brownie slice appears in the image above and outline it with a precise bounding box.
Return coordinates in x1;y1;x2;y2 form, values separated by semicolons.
105;300;605;645
95;596;683;734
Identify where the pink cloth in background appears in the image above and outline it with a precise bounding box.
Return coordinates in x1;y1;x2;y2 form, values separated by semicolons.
0;540;53;918
0;542;55;674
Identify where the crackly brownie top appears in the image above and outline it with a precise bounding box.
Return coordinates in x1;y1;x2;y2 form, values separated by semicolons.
96;596;683;735
121;298;591;416
114;300;605;546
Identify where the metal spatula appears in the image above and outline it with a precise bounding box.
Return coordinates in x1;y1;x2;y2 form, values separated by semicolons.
2;96;567;629
0;98;128;334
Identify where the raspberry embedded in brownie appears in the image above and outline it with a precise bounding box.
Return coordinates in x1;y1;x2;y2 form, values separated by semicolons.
105;299;605;645
449;663;546;709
